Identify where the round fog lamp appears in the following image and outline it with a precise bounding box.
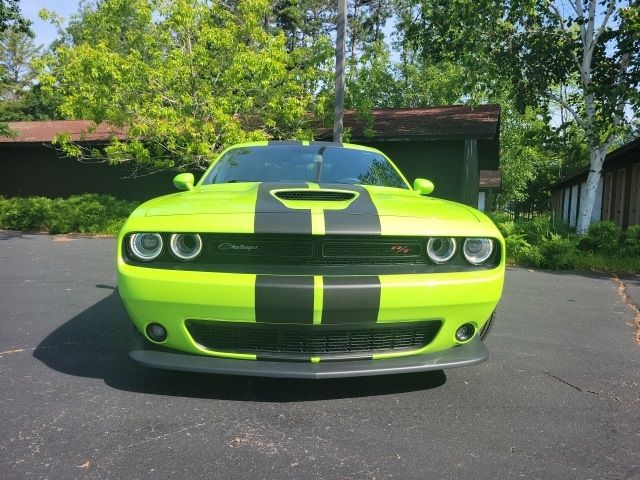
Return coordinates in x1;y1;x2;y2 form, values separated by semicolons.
455;323;475;342
146;323;167;342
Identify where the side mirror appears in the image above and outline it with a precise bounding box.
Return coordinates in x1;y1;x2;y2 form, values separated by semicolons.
413;178;434;195
173;173;194;191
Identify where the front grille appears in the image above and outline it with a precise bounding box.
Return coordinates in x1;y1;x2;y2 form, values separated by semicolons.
206;234;426;266
322;241;422;258
186;320;441;360
275;190;356;201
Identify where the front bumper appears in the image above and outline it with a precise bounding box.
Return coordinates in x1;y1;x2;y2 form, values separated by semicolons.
130;334;489;379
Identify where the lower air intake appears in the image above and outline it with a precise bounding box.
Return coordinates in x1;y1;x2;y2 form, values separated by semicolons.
185;320;442;360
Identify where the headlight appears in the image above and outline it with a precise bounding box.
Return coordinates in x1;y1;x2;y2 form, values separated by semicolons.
426;237;457;264
463;238;494;265
129;233;163;261
169;233;202;260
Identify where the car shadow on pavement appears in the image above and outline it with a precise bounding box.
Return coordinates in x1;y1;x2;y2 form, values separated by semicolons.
0;230;37;240
33;290;447;401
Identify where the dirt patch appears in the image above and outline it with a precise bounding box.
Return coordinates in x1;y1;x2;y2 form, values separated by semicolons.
612;275;640;345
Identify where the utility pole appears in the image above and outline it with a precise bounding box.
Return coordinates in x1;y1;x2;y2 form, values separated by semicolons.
333;0;346;143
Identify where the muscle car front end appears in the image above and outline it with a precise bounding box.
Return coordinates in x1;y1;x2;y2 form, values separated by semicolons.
117;141;505;378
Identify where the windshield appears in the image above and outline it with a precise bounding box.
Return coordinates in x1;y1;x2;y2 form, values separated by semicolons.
202;144;409;189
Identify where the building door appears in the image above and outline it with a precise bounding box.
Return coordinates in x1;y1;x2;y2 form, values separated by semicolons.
614;168;626;227
629;164;640;226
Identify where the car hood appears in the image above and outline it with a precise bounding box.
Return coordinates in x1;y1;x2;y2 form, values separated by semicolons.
143;182;480;223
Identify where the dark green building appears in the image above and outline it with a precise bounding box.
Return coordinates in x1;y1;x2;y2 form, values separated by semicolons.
333;105;501;210
1;105;501;208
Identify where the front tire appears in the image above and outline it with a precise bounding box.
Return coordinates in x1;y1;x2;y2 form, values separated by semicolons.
478;311;495;339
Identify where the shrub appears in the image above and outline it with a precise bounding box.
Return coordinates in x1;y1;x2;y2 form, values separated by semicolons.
486;211;512;226
485;210;638;272
504;233;532;263
579;221;622;254
0;194;138;235
622;225;640;256
536;234;578;269
0;196;53;231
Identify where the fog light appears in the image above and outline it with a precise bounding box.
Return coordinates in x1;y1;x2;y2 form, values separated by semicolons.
146;323;167;342
455;323;475;342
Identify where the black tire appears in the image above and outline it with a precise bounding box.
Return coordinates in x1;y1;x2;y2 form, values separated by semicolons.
478;311;495;340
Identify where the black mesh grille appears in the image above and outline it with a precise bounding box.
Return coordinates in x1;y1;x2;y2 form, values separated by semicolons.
206;234;426;266
185;320;441;359
275;190;356;201
322;241;422;258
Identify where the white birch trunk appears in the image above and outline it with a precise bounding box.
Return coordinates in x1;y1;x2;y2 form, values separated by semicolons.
576;146;606;234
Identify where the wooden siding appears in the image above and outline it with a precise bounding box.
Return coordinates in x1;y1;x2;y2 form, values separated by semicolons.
630;164;640;226
551;138;639;228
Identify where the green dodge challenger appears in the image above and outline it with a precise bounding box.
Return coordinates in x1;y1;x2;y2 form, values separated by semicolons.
117;141;505;378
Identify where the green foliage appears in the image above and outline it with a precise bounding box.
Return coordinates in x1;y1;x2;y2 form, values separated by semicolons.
578;221;622;254
395;0;639;233
537;235;577;270
489;212;640;274
0;196;53;230
39;0;333;172
622;225;640;256
0;84;61;120
0;194;138;235
0;0;31;34
0;23;52;130
1;27;41;100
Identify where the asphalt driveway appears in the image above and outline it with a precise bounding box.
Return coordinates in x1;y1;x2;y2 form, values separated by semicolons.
0;232;638;480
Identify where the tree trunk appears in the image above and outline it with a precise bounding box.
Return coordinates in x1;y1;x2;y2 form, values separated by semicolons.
576;146;606;234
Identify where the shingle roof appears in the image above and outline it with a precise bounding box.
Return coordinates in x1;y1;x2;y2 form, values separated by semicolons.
0;120;126;144
328;105;501;140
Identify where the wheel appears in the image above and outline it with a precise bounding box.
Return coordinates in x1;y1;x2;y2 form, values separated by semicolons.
478;311;495;340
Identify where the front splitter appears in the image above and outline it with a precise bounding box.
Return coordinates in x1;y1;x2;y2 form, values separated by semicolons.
129;337;488;379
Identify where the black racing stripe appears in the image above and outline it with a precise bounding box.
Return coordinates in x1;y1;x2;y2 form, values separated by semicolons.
255;275;314;324
322;276;381;324
310;141;343;147
322;185;381;235
254;182;312;234
267;140;303;146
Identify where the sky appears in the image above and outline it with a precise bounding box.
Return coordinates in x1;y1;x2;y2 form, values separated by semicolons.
21;0;80;48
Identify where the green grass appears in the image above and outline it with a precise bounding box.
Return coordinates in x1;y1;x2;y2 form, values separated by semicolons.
0;194;139;235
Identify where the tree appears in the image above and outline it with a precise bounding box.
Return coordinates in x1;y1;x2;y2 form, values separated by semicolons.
0;0;30;34
0;28;60;121
397;0;640;233
0;0;31;135
273;0;335;51
0;27;41;101
40;0;333;172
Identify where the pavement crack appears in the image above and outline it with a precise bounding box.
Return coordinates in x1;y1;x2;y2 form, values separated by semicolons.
543;371;598;394
0;342;80;358
0;347;30;356
612;275;640;345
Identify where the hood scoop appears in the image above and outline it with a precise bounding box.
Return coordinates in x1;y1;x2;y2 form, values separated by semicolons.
274;190;356;202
